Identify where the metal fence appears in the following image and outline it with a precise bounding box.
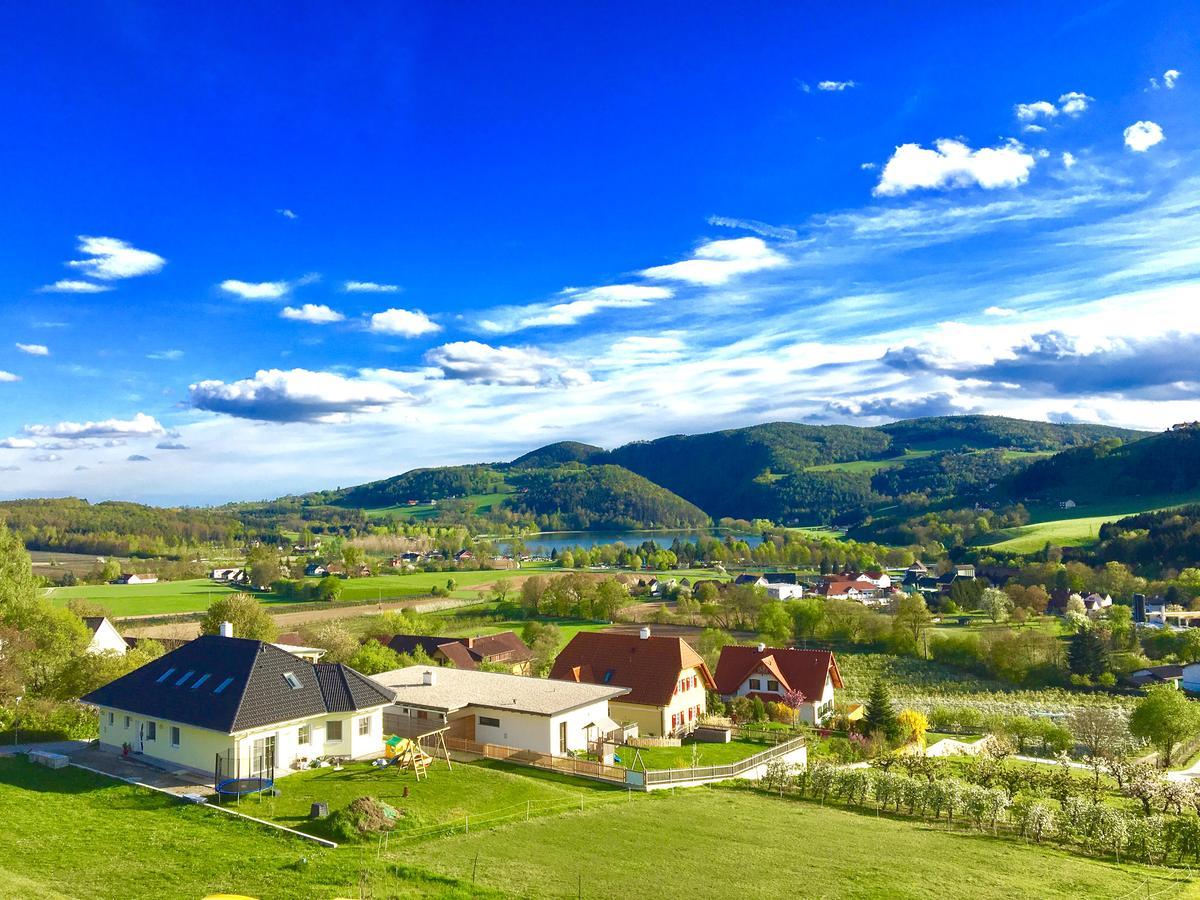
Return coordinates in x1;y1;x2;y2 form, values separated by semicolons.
641;735;805;787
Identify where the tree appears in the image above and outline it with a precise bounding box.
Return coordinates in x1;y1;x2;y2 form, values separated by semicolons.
316;575;343;602
245;546;281;589
199;593;278;642
892;594;933;656
305;622;358;663
1069;707;1131;800
342;545;365;568
522;621;561;676
1067;627;1110;679
862;679;900;743
1129;685;1200;767
696;628;732;671
99;557;122;584
979;587;1013;624
347;639;401;675
757;602;793;646
791;597;825;642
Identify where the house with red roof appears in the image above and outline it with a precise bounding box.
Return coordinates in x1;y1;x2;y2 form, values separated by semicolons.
550;628;715;737
714;644;842;726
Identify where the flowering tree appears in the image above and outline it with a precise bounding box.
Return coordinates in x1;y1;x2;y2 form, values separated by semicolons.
781;687;807;726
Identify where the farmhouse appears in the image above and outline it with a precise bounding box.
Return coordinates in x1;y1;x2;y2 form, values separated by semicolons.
371;665;631;755
209;568;247;584
550;628;714;737
82;628;394;779
766;582;804;600
714;644;842;726
113;573;158;585
1130;664;1184;689
83;617;127;656
381;632;534;675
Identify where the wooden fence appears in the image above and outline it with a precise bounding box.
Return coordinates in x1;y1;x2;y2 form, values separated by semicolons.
443;737;629;784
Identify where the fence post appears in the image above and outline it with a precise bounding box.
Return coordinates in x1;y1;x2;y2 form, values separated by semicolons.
465;814;469;834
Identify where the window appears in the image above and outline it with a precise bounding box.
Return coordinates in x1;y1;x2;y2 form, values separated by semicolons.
174;670;195;687
191;673;210;690
297;724;311;746
478;715;500;728
170;726;180;748
767;680;780;693
358;716;370;736
601;668;615;684
124;715;130;729
213;677;234;694
155;667;176;684
146;721;157;741
283;672;303;690
749;678;762;691
107;712;113;726
327;720;343;742
559;721;568;754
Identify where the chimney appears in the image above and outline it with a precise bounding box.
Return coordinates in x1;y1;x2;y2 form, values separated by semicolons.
466;636;475;648
422;670;437;686
219;621;234;638
639;626;651;640
756;642;766;653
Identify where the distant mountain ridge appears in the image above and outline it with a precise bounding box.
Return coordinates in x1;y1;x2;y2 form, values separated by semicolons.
317;415;1148;528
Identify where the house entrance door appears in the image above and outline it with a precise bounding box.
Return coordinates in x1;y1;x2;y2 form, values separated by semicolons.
250;735;276;778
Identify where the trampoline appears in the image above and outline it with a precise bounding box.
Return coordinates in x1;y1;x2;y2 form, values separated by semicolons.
215;777;274;797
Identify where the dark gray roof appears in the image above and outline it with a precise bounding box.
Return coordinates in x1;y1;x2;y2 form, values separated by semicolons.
763;573;797;585
82;635;394;733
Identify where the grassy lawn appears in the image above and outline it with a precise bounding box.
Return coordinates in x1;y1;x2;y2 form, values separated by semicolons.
0;757;488;899
364;490;516;521
255;759;623;840
389;785;1190;900
619;736;777;770
806;449;935;475
42;577;244;616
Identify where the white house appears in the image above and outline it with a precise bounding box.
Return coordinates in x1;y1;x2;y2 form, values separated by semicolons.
765;583;805;601
114;573;159;585
372;666;632;756
82;617;127;656
83;627;394;779
1182;663;1200;693
714;644;843;726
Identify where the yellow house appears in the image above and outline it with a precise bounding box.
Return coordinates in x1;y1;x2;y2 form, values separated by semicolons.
549;628;715;737
83;631;394;780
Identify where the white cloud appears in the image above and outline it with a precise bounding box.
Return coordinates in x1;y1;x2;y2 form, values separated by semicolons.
706;216;797;240
1022;124;1046;134
368;308;441;337
874;139;1036;197
147;349;184;361
860;162;876;171
0;372;19;384
1062;151;1077;169
1124;121;1165;152
641;237;788;286
479;284;673;333
599;336;686;366
67;236;165;280
219;279;291;300
276;208;298;219
31;453;62;463
1015;100;1058;122
15;343;48;356
0;438;36;448
1164;69;1181;89
817;80;856;91
425;341;590;387
984;306;1016;317
38;279;112;293
281;304;345;324
22;412;165;440
344;281;401;293
189;368;409;423
1058;91;1092;116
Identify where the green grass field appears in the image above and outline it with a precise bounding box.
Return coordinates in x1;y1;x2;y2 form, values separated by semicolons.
42;578;244;616
806;449;935;475
618;736;775;770
364;490;515;521
390;785;1190;899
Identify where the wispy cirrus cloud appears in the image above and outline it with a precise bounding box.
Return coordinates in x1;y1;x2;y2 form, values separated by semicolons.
426;341;590;387
479;284;673;334
344;281;401;293
38;279;113;294
641;237;788;285
15;343;48;356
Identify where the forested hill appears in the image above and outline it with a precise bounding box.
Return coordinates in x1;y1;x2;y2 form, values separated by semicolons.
314;415;1146;529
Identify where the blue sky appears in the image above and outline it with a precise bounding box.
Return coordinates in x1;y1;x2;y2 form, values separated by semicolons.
1;2;1198;503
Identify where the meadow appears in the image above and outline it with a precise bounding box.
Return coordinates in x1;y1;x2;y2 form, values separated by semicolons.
41;578;243;616
364;490;516;521
3;756;1187;900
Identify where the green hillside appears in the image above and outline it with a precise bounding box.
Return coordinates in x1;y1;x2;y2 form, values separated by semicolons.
510;440;603;468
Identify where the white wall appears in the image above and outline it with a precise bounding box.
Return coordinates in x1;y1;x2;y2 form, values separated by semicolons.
1183;664;1200;693
86;620;127;656
466;699;615;756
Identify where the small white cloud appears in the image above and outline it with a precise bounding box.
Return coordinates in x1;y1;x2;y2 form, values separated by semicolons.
276;208;298;219
860;162;877;171
368;308;441;337
1062;151;1077;169
15;343;48;356
155;440;189;450
1124;120;1165;152
67;236;165;280
219;279;291;300
0;438;36;448
797;80;811;93
641;237;788;286
0;372;20;384
984;306;1016;317
1015;100;1058;122
281;304;345;324
343;281;401;293
23;412;165;440
1163;69;1181;89
817;80;856;92
426;341;589;387
1022;124;1047;134
874;139;1036;196
1058;91;1092;117
147;349;184;361
38;279;113;293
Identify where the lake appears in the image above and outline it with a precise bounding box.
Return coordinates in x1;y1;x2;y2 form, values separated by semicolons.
501;529;764;556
